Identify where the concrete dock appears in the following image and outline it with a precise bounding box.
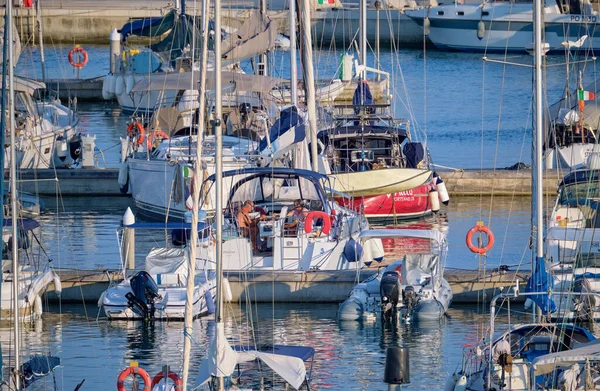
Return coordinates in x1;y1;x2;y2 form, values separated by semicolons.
11;168;562;197
46;267;528;304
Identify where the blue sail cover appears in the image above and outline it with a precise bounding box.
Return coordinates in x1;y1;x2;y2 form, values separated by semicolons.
525;256;557;314
258;106;306;154
352;80;373;106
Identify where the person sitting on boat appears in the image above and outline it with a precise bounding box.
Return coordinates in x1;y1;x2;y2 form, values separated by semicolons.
352;79;374;125
284;199;309;235
237;200;266;251
225;102;267;140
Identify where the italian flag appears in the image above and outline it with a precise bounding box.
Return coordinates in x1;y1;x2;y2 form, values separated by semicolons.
318;0;335;4
183;166;194;178
578;89;595;101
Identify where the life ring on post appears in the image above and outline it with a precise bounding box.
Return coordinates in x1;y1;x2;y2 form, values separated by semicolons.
117;364;152;391
304;211;331;235
151;370;183;391
466;222;494;255
127;122;146;146
146;130;169;150
68;46;88;69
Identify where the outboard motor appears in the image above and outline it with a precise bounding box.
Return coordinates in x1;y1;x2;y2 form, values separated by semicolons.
126;271;161;320
380;271;402;315
402;286;418;315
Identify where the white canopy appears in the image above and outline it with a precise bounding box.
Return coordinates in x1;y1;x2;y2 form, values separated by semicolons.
131;71;284;94
532;338;600;375
357;229;446;247
145;247;189;278
195;323;308;390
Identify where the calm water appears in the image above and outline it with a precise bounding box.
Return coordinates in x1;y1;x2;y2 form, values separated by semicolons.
3;44;565;389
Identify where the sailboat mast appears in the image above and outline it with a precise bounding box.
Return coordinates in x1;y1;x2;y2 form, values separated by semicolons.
533;0;544;296
259;0;268;76
7;0;20;387
289;0;298;105
359;0;367;70
181;0;210;388
213;0;225;386
299;0;318;171
36;0;45;83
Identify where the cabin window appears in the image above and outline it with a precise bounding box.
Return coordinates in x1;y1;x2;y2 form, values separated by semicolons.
482;11;489;16
437;10;444;15
456;11;464;15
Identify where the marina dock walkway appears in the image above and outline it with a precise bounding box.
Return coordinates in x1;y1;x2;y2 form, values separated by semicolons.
47;267;527;304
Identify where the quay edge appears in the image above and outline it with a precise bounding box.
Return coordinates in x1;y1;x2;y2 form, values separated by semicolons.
6;168;563;196
46;268;528;304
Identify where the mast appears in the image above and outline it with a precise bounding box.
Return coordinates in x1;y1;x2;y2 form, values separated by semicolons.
214;0;225;387
181;0;210;388
259;0;268;76
359;0;367;71
7;0;20;386
299;0;318;171
36;0;45;83
533;0;543;321
289;0;298;105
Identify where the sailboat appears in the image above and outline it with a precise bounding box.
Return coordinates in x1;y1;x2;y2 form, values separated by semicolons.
443;0;599;389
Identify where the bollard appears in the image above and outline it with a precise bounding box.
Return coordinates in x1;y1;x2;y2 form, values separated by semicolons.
123;208;135;271
109;28;121;74
384;347;409;390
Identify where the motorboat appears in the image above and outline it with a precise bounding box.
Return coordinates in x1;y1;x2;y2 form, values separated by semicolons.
196;167;380;271
0;218;62;321
406;0;600;53
337;229;452;321
545;165;600;321
100;209;219;320
102;7;280;115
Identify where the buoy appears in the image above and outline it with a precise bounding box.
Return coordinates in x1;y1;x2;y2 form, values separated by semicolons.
424;16;431;36
115;75;124;95
98;290;106;308
477;20;485;40
454;375;467;391
125;75;134;94
429;190;440;213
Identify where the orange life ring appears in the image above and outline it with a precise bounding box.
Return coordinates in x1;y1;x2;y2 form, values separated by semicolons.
151;370;183;391
117;365;151;391
304;211;331;235
146;130;169;149
466;224;494;255
127;122;145;146
68;46;88;69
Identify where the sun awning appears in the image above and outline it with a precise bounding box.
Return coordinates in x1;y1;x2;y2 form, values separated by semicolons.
357;229;446;247
532;338;600;375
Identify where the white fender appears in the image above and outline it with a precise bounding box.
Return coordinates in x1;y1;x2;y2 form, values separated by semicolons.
444;373;457;391
102;75;115;100
34;294;43;318
125;75;134;94
115;75;124;96
477;20;485;40
118;162;129;187
524;298;534;310
454;375;467;391
436;176;450;205
429;190;440;213
53;273;62;297
97;290;106;308
370;238;384;263
223;278;233;302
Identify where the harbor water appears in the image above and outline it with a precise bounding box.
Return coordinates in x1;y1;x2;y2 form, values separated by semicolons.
3;44;576;389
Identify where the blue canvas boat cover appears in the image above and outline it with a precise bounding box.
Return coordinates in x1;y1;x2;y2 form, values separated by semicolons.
20;355;60;387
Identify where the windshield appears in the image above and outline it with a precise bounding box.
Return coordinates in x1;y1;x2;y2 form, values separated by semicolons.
558;181;600;206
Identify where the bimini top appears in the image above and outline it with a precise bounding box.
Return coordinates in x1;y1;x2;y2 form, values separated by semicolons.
559;169;600;187
358;229;446;247
206;167;328;183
